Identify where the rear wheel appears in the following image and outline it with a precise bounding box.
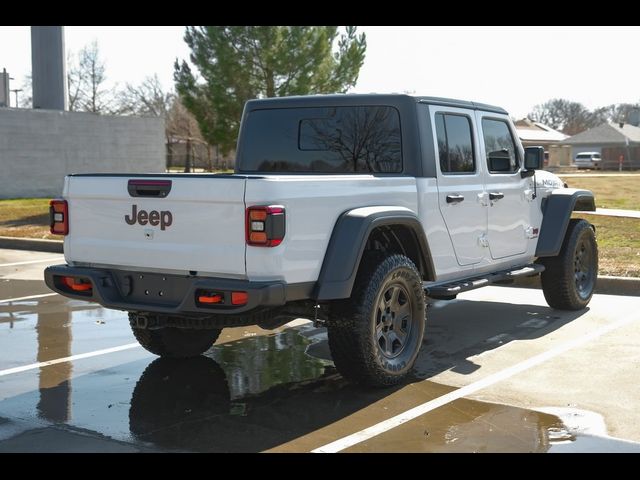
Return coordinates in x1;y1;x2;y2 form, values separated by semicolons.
129;313;221;358
327;254;426;387
540;219;598;310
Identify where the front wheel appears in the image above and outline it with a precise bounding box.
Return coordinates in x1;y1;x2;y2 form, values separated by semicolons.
327;254;426;387
540;219;598;310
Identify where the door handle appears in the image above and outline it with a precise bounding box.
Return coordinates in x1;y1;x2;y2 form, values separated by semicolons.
446;194;465;204
489;192;504;201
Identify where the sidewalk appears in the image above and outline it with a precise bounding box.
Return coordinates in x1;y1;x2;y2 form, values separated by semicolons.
582;208;640;219
512;274;640;297
0;236;62;253
559;173;640;178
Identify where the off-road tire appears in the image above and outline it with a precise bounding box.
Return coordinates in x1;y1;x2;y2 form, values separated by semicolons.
130;315;221;358
327;254;426;387
540;219;598;310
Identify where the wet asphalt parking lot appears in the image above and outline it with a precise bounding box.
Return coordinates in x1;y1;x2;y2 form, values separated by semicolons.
1;247;640;453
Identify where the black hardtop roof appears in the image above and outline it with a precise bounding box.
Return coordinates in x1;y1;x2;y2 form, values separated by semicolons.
244;93;508;115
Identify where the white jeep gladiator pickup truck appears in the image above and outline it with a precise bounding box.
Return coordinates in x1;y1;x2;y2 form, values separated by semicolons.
45;94;598;387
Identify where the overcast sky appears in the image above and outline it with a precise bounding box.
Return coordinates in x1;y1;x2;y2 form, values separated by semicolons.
1;26;639;118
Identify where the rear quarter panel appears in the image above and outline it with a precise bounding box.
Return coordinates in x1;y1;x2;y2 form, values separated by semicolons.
244;175;418;284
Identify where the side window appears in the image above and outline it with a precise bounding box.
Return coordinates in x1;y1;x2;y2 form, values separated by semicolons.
239;106;402;173
482;119;519;173
298;106;402;173
435;113;475;174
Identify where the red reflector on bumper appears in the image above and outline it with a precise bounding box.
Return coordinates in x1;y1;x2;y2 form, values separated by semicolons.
198;294;223;304
62;276;92;292
231;291;248;305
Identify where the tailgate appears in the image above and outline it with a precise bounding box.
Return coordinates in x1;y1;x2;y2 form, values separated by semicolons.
64;175;247;277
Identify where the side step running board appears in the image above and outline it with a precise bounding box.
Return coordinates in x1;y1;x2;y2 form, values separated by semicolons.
424;264;545;300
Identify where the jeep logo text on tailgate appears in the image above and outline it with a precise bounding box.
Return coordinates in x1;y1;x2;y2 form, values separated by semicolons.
125;205;173;230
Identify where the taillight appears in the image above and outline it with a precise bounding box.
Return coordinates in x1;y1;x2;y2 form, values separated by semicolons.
49;199;68;235
246;205;285;247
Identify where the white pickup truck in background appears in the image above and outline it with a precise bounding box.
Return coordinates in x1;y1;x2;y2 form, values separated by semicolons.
45;94;598;387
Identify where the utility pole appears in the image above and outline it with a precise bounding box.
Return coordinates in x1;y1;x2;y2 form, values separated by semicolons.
11;88;22;108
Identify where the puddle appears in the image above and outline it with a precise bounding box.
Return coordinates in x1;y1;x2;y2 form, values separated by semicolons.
2;294;639;452
127;325;343;451
207;324;332;399
539;407;640;453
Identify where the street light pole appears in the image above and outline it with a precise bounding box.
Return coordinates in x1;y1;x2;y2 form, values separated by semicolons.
10;88;22;108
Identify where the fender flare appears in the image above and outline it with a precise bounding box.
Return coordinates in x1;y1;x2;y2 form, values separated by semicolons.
535;188;596;257
313;206;434;301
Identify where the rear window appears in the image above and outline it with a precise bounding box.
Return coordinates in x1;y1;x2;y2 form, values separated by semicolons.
238;106;402;173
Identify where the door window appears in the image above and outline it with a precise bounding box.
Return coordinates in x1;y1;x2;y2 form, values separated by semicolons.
482;119;519;173
435;113;475;174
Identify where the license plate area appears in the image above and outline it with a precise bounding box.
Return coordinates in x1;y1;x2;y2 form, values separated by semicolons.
112;271;192;306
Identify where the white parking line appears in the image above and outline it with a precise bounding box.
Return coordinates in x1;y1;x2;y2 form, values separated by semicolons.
312;311;640;453
0;343;142;377
0;293;58;304
0;257;63;268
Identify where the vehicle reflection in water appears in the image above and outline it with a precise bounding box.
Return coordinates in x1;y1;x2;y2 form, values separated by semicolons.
36;308;72;423
32;298;104;424
210;326;331;398
126;325;570;453
129;326;352;452
128;351;567;452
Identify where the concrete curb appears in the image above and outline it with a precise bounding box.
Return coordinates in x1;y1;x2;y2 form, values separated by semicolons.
512;274;640;297
0;236;63;254
596;276;640;296
1;235;638;297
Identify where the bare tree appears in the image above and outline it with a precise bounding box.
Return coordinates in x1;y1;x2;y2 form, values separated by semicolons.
594;103;640;124
529;98;640;135
166;98;205;173
67;41;115;114
19;74;32;108
116;76;179;164
528;99;596;135
116;74;174;117
66;51;84;111
114;78;212;172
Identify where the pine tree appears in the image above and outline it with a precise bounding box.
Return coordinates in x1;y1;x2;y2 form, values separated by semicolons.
174;26;367;154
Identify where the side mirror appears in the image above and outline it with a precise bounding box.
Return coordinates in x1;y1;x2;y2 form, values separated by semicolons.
524;146;544;170
488;149;511;172
522;146;544;178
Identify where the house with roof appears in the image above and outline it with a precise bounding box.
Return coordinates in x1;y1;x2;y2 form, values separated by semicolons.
561;122;640;169
514;119;569;168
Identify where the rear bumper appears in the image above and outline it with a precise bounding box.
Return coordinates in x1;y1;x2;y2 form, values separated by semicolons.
44;264;306;315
